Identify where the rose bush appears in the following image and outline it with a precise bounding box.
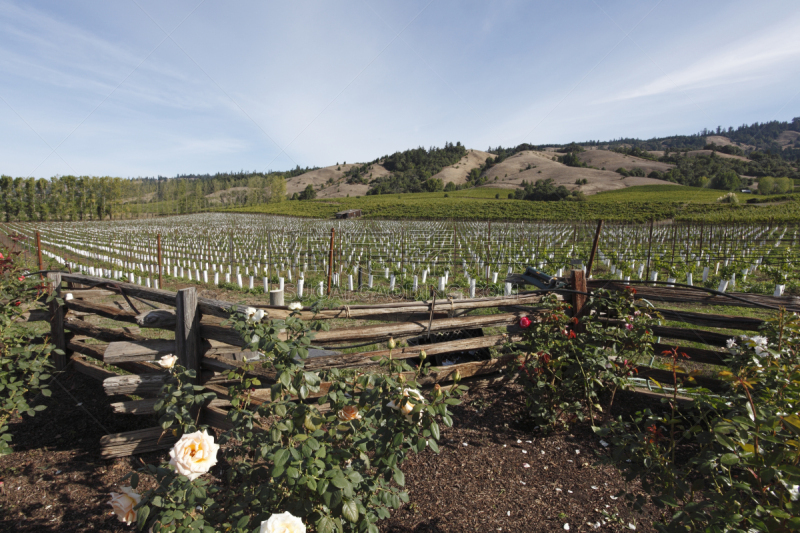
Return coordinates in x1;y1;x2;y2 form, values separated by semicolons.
515;288;656;429
595;310;800;531
0;246;58;455
125;303;465;532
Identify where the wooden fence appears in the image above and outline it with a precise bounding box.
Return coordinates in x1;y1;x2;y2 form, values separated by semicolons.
34;271;800;458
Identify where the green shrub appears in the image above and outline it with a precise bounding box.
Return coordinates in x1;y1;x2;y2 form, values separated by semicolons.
595;312;800;531
0;249;58;455
126;306;465;532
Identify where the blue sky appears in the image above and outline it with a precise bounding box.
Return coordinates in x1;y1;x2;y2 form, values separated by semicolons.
1;0;799;178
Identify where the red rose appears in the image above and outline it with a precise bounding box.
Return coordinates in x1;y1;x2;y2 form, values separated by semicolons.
624;285;636;295
519;316;531;328
18;276;25;282
567;330;577;339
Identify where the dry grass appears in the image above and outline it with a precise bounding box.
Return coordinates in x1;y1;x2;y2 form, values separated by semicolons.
476;150;673;194
777;130;800;149
431;149;494;186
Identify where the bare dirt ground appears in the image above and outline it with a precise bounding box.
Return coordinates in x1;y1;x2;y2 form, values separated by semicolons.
476;151;673;194
0;371;662;532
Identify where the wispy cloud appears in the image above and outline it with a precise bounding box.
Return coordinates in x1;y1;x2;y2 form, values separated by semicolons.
604;16;800;102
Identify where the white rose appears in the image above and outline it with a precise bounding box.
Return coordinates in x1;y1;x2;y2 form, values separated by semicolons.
109;485;140;525
169;429;219;481
254;309;266;322
158;354;178;369
288;302;303;311
244;306;257;321
65;293;74;301
751;336;768;346
261;511;306;533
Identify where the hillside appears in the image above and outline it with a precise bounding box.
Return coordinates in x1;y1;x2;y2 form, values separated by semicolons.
430;149;494;186
477;150;672;194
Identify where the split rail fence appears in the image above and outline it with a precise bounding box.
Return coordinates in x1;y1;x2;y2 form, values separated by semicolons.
34;271;800;458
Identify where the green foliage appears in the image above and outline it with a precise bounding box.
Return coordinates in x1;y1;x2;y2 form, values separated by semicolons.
611;146;660;161
367;142;466;195
154;364;217;435
516;290;655;429
0;169;299;221
558;152;587;168
595;313;800;532
132;307;465;532
299;184;317;201
710;169;741;191
616;167;646;178
704;142;745;156
0;249;57;455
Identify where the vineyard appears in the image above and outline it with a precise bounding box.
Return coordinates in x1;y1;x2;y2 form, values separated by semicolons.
228;185;800;223
2;213;800;532
3;213;798;300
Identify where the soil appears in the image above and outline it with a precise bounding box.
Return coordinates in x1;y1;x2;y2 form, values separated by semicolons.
0;368;664;532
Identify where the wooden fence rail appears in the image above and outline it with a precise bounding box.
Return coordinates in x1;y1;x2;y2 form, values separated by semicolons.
46;271;793;457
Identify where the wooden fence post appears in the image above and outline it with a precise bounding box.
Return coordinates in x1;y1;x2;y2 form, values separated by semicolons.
157;233;163;290
175;287;200;384
35;231;44;273
585;219;603;279
47;272;67;370
570;269;587;320
646;219;654;280
327;227;335;296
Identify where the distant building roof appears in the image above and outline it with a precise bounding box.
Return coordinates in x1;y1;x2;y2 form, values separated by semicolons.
335;209;362;218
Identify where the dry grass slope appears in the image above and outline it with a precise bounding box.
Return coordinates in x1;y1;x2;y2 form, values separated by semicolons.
431;149;494;186
477;150;673;195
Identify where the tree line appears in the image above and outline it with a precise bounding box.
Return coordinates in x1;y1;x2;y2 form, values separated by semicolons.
0;170;295;222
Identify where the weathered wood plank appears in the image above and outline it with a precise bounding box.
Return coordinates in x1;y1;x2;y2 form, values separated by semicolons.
652;343;728;366
61;273;177;306
200;312;525;348
103;373;170;396
650;307;764;331
100;427;178;458
304;334;522;370
589;280;800;312
72;355;119;382
64;317;152;344
66;299;138;324
650;325;732;347
103;339;175;364
110;398;158;414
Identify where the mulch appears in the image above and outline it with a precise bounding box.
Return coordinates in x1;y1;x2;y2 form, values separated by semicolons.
0;369;665;532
